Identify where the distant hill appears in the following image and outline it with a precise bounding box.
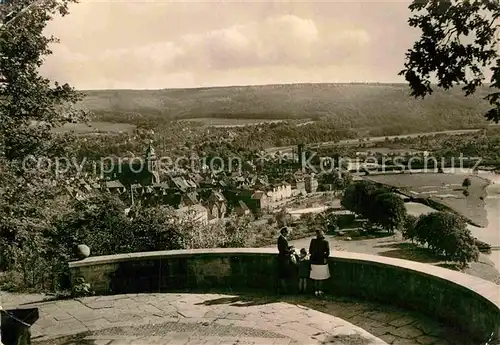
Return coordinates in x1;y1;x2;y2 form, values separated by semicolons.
78;83;494;132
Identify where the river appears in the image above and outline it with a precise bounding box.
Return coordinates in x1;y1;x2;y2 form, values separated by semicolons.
406;169;500;268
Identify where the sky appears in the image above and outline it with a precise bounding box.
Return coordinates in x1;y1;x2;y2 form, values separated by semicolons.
41;0;424;90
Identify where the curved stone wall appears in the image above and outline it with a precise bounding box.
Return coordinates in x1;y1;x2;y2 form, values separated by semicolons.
68;248;500;343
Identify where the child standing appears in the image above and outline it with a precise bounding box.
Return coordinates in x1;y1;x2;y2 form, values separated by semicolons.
297;248;310;294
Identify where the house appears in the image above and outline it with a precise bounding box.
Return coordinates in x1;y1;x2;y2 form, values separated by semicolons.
206;191;227;220
170;176;189;192
289;175;306;196
152;183;170;194
305;174;318;193
266;182;292;202
189;173;204;187
175;204;208;225
235;200;251;216
176;191;199;208
76;179;93;193
65;186;85;200
107;180;126;193
249;190;269;211
98;180;126;194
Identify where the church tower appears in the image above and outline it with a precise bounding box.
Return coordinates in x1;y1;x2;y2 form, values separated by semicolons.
145;141;157;173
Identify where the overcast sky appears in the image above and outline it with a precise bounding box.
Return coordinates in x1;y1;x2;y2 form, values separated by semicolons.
41;0;424;90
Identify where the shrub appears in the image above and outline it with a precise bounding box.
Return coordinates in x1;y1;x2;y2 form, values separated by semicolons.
129;206;188;252
402;214;418;242
184;216;256;249
462;178;471;189
414;212;479;267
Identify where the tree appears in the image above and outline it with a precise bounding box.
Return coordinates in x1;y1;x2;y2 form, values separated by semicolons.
128;206;187;252
401;0;500;122
0;0;87;160
275;207;289;228
402;214;418;243
364;187;391;217
341;180;377;217
372;192;408;233
52;193;133;258
414;211;479;267
462;177;472;190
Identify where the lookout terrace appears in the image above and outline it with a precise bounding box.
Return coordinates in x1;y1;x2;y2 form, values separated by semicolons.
1;248;499;345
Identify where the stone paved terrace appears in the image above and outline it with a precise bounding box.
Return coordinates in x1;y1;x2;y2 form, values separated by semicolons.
1;292;476;345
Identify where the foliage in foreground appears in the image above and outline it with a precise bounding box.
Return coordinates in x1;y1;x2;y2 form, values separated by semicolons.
402;0;500;121
0;188;258;293
0;0;88;160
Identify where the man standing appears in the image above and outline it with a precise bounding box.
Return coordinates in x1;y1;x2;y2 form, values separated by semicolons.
277;227;294;294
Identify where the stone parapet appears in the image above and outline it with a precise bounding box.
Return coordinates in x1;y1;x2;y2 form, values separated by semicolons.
69;248;500;343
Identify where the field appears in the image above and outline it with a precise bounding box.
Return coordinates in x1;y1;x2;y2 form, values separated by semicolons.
265;128;483;154
175;118;286;127
364;173;489;227
78;83;493;134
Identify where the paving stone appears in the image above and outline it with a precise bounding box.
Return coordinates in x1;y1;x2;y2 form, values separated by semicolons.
97;295;131;302
389;316;415;328
139;303;166;315
83;318;114;331
85;301;116;309
25;292;473;345
416;334;440;344
411;320;442;337
369;325;398;337
389;324;424;339
278;321;323;337
379;333;397;344
105;313;143;323
392;339;412;345
367;311;402;324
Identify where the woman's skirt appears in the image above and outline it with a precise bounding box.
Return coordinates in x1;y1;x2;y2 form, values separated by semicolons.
310;264;330;280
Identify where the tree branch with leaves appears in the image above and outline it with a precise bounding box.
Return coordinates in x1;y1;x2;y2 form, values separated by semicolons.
0;0;88;161
400;0;500;122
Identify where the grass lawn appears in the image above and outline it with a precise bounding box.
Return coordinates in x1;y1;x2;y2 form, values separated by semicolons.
365;173;489;226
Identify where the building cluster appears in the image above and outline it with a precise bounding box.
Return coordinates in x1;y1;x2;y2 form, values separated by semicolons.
65;144;320;224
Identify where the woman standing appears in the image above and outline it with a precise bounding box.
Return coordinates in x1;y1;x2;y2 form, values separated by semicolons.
277;227;294;294
309;229;330;296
